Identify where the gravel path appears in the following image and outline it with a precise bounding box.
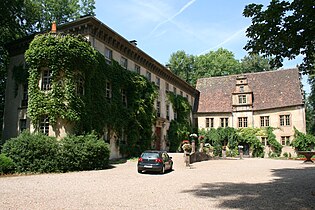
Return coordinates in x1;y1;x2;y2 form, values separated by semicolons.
0;154;314;210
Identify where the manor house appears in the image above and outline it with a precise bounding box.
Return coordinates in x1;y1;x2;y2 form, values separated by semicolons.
3;16;198;159
195;69;306;156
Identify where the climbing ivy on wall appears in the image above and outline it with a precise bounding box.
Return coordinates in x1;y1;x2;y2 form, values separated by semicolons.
167;93;192;152
24;33;157;157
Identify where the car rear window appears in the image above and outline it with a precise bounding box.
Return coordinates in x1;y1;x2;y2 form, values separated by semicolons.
141;152;159;158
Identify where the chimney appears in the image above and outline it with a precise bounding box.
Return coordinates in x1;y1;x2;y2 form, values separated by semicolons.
51;21;57;33
129;40;137;46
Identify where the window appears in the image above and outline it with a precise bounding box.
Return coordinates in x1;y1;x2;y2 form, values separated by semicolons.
281;136;290;146
260;116;270;127
206;118;214;128
120;57;128;69
280;114;290;126
146;71;151;81
106;82;112;102
41;69;52;90
19;119;27;133
238;117;248;128
156;101;161;117
180;91;183;96
76;76;84;96
165;83;169;93
134;64;140;74
238;95;246;104
220;118;228;127
173;87;177;95
104;47;112;64
156;77;160;88
21;83;28;107
166;104;170;120
240;86;244;93
121;89;127;107
261;137;269;146
40;115;49;135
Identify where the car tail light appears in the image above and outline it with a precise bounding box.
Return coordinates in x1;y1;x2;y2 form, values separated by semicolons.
155;158;163;163
138;157;143;162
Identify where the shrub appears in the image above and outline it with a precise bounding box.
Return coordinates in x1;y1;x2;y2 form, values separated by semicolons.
1;131;59;173
58;133;110;172
0;154;16;174
283;152;289;158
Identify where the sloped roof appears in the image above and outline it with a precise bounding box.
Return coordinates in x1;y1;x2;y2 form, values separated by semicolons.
196;68;304;113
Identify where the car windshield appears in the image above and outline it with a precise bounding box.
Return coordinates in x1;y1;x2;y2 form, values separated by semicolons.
141;152;159;159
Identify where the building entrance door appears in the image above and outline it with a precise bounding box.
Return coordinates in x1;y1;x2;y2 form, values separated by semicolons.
155;127;161;150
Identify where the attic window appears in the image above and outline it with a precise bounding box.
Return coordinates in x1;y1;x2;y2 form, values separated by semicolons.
240;86;244;93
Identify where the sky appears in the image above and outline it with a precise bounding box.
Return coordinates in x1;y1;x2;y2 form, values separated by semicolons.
94;0;309;92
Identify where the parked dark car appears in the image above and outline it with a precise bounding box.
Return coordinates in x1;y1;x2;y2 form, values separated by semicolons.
137;150;173;174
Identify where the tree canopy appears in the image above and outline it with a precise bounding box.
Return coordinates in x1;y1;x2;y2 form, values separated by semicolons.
167;48;274;86
243;0;315;75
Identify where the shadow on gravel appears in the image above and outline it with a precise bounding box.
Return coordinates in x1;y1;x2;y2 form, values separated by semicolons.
182;167;315;209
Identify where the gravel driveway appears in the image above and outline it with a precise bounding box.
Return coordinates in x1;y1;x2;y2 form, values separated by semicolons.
1;153;314;210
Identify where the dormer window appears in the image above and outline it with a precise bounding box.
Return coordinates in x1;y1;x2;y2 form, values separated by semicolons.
238;95;247;104
240;86;244;93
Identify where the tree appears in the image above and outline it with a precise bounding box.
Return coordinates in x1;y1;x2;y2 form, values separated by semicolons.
195;48;241;78
241;54;276;73
167;50;195;86
243;0;315;75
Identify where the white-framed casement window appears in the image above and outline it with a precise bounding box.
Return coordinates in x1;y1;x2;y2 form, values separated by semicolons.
280;114;290;126
134;64;140;74
120;56;128;69
121;88;127;107
19;119;27;133
41;68;52;91
260;116;270;127
39;115;49;135
206;118;214;128
238;117;248;128
104;47;112;64
281;136;290;146
146;71;151;81
238;95;247;104
165;82;169;93
166;104;170;120
261;137;269;146
106;81;112;102
220;118;228;127
156;101;161;117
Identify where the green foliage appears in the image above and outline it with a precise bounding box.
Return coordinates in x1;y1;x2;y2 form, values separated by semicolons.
237;128;265;157
25;33;157;157
240;54;276;73
167;93;192;152
0;153;16;174
25;33;98;125
1;132;110;174
243;0;314;75
58;133;110;172
266;127;282;157
1;131;60;173
291;127;315;151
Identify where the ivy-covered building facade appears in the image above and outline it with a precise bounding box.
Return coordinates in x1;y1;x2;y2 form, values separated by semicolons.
3;16;198;159
195;69;306;156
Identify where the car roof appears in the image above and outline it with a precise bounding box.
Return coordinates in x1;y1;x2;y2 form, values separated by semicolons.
142;150;167;153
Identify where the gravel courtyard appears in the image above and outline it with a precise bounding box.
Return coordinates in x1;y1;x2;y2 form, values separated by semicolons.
1;153;314;210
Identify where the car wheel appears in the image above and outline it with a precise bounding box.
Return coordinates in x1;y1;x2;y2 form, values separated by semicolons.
138;169;142;173
170;163;173;171
160;166;165;174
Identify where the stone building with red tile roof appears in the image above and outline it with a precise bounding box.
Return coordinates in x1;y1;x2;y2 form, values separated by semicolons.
195;68;305;156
